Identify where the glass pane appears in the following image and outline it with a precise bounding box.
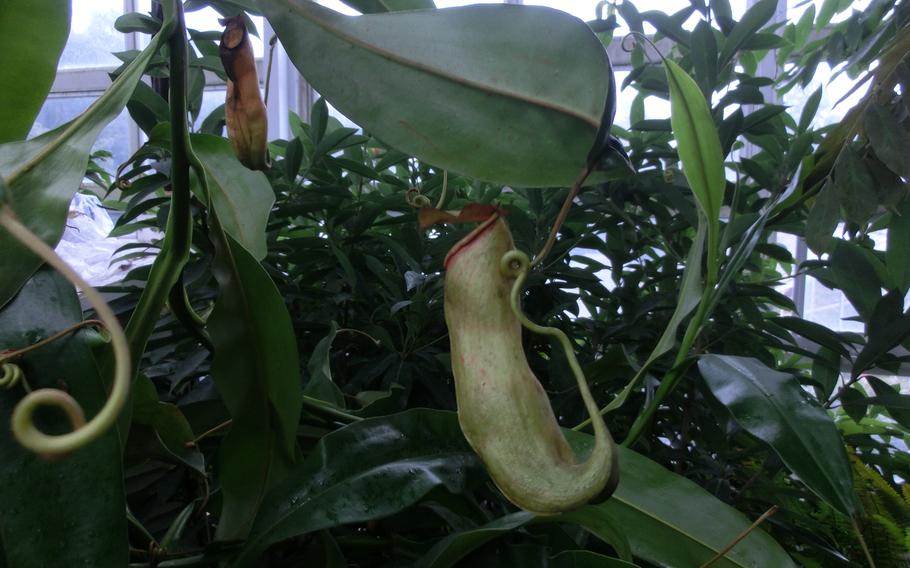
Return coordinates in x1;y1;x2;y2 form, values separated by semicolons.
59;0;124;69
525;0;748;33
783;62;868;130
197;88;228;134
184;7;265;57
788;0;872;22
29;96;132;168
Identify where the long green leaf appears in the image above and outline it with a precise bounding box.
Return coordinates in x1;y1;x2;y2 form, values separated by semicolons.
698;355;856;516
665;59;724;280
0;1;69;143
192;134;274;260
565;437;796;567
233;409;482;566
207;227;303;540
887;196;910;295
0;14;175;309
717;0;778;69
260;0;613;187
0;269;127;567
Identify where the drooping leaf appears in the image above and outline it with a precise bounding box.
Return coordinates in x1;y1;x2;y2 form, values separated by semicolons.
699;355;856;516
797;86;822;132
833;148;877;226
865;376;910;429
131;375;205;474
193;134;275;260
853;291;910;377
0;0;70;143
304;322;346;407
207;228;303;540
0;12;175;309
805;180;840;254
0;269;127;567
260;1;614;187
233;409;482;566
828;239;883;320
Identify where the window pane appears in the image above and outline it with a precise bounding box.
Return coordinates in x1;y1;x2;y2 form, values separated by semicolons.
525;0;748;33
59;0;124;69
30;96;132;168
783;62;868;130
197;88;228;134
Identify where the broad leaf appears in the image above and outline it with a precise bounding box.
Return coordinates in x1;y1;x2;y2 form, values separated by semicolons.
193;134;275;260
207;228;303;540
698;355;856;516
0;269;127;567
560;431;796;568
0;13;175;309
233;409;482;566
0;0;69;143
260;0;614;186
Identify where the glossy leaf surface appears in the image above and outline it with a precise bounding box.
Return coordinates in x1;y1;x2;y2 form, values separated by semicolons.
234;409;482;566
0;269;127;567
699;355;856;516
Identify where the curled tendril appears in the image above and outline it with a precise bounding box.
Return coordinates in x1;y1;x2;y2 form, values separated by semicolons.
499;249;613;458
406;188;432;208
620;32;663;65
0;205;130;456
1;362;25;391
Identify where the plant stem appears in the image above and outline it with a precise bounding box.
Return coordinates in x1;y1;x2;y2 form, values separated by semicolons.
531;165;592;268
623;260;717;447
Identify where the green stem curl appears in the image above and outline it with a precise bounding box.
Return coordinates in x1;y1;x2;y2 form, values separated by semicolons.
500;249;613;460
0;205;130;456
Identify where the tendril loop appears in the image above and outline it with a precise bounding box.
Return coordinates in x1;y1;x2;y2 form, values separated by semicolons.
0;205;130;456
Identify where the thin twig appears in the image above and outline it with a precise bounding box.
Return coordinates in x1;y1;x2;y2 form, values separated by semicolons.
699;505;779;568
184;419;232;447
0;319;105;362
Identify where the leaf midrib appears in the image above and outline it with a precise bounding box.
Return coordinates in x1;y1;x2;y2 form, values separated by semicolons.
284;1;601;129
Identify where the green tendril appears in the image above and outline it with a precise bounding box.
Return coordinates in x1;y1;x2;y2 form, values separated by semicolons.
1;362;26;391
499;249;612;455
0;206;130;456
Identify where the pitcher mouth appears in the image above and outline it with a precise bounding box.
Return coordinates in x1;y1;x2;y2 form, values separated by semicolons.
443;212;500;270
